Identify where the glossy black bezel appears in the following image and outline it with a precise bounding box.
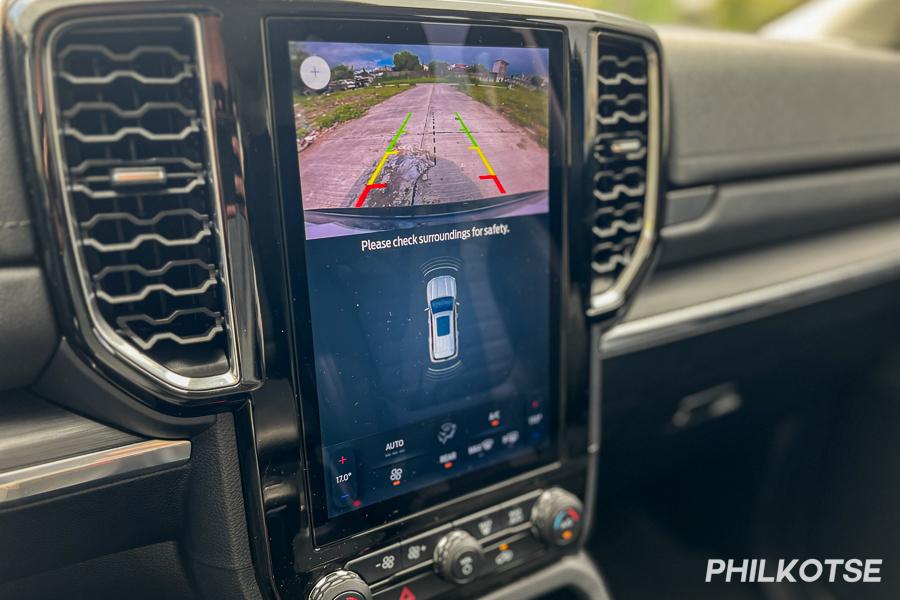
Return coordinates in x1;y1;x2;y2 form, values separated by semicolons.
267;17;568;546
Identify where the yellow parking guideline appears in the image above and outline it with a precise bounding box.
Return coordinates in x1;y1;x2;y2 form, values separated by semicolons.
468;146;496;176
457;111;506;195
367;150;398;185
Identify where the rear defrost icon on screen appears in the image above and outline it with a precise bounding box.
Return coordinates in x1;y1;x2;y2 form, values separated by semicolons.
426;275;459;362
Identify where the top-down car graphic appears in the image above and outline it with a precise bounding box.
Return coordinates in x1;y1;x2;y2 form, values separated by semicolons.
426;275;459;362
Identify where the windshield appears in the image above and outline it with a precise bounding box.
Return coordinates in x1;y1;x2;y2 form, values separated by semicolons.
431;297;454;313
578;0;808;31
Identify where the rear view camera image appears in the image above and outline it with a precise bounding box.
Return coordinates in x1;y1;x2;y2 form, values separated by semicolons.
290;41;550;239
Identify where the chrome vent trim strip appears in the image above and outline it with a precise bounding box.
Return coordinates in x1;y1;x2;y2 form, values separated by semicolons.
0;439;191;506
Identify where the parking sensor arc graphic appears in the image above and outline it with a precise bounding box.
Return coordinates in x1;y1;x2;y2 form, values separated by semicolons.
422;255;463;278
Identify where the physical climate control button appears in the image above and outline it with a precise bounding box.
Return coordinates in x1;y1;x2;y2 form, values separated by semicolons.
531;488;584;546
499;494;539;529
485;531;544;573
456;508;506;540
345;544;403;584
401;526;451;569
433;530;484;584
454;493;540;540
308;570;372;600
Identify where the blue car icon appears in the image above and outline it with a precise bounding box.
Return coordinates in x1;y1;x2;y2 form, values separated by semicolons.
426;275;459;362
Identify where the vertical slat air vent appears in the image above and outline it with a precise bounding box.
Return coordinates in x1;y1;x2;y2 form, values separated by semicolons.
49;17;237;390
591;35;652;300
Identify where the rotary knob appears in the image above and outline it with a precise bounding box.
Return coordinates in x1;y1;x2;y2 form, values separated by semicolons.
531;488;584;546
433;530;485;584
307;570;372;600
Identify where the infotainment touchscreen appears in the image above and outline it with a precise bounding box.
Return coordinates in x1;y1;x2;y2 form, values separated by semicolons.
269;19;564;542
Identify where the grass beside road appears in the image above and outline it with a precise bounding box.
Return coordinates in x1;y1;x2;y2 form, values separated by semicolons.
294;86;411;138
294;79;550;147
460;85;549;147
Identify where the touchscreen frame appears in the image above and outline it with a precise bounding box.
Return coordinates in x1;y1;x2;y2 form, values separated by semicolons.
267;17;568;546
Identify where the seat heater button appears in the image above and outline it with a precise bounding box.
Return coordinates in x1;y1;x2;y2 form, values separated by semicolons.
455;494;540;541
500;494;539;529
455;507;507;540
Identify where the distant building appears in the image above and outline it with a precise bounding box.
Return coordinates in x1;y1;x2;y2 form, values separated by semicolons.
510;73;545;88
492;59;510;82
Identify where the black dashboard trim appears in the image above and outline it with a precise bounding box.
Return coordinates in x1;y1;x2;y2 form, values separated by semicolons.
0;389;141;472
603;219;900;357
660;162;900;267
661;26;900;186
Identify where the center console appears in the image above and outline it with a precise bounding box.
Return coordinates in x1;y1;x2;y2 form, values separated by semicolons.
8;0;665;598
310;488;585;600
264;11;661;598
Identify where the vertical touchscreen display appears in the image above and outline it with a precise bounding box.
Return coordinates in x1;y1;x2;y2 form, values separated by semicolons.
282;29;558;525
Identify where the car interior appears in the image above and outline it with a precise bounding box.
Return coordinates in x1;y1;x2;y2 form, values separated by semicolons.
0;0;898;599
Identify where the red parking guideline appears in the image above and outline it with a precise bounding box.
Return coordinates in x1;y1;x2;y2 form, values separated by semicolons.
354;183;386;208
479;174;506;194
455;111;506;195
355;112;412;207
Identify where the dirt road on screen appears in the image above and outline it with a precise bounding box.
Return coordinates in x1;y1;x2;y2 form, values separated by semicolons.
297;83;548;209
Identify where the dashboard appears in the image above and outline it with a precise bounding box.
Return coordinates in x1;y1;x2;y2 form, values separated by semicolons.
3;1;661;597
1;0;899;599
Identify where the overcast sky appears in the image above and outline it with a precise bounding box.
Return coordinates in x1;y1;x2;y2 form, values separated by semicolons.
290;42;549;76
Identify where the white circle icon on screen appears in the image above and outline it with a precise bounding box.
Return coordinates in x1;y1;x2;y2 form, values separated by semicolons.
300;56;331;90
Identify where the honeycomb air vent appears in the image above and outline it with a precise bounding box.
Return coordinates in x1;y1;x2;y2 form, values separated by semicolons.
590;35;655;309
49;16;238;390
